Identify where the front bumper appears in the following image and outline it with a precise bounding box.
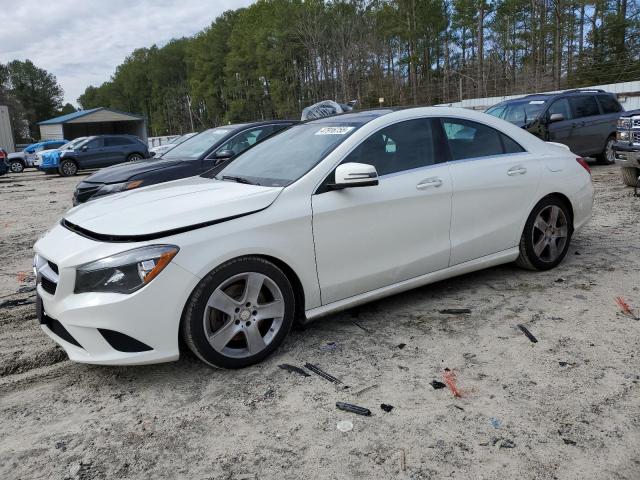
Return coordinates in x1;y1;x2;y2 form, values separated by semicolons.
34;224;200;365
613;142;640;169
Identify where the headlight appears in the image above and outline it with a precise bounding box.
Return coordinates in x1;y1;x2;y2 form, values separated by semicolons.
617;131;630;141
91;180;144;200
74;245;179;294
618;118;631;130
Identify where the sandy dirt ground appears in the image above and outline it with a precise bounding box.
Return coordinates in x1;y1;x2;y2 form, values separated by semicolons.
0;165;639;480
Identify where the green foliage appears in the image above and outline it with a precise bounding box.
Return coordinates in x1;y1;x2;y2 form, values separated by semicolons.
76;0;640;135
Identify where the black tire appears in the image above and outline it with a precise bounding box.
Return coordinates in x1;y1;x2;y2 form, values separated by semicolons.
127;153;143;162
621;167;640;187
595;135;616;165
181;256;295;369
516;196;573;271
9;160;24;173
58;159;78;177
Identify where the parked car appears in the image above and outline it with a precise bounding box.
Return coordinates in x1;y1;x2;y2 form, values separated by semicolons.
35;107;593;368
612;109;640;187
56;135;150;177
72;121;295;205
7;139;68;173
39;137;88;174
0;151;8;177
486;89;623;164
149;133;197;157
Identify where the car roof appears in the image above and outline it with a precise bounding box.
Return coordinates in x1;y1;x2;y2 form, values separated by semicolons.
494;89;614;106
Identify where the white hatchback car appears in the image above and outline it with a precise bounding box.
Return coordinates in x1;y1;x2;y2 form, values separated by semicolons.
34;107;593;368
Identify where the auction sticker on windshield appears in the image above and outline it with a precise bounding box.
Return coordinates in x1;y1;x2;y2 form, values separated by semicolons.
315;126;355;135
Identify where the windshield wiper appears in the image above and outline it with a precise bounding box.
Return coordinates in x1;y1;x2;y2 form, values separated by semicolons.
219;175;259;186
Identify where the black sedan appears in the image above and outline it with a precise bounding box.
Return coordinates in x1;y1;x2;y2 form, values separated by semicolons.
73;120;295;204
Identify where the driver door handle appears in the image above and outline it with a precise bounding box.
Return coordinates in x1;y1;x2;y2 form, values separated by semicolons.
507;166;527;176
416;177;443;190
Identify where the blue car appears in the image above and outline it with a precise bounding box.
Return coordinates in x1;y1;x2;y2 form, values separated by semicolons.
39;137;88;173
6;139;69;173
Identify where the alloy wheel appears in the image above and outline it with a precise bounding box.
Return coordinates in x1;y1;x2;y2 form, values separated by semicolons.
606;138;615;164
202;272;285;359
129;154;142;161
532;205;569;262
10;162;23;173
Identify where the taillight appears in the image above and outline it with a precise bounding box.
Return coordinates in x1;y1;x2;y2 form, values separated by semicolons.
0;151;5;160
576;157;591;175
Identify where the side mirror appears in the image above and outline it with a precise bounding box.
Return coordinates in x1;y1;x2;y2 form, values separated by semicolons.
329;162;378;190
81;145;88;151
548;113;564;123
149;151;156;157
214;149;234;160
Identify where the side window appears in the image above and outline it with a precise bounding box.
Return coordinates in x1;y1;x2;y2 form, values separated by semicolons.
105;137;132;147
597;95;622;114
569;96;600;118
84;138;103;149
442;118;523;160
343;118;437;176
547;98;572;121
218;128;266;155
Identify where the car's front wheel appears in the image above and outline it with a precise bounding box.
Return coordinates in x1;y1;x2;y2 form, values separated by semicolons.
127;153;143;162
9;161;24;173
516;197;572;271
58;159;78;177
181;257;295;369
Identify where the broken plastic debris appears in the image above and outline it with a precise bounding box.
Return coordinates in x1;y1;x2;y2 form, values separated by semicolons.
518;324;538;343
397;343;407;349
336;402;371;416
442;368;462;398
320;342;337;352
615;296;639;320
430;380;446;390
380;403;394;413
336;420;353;432
304;363;341;383
490;417;501;429
439;308;471;315
278;364;310;377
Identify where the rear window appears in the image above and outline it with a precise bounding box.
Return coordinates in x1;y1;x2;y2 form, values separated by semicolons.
597;95;622;114
442;118;525;160
105;137;133;147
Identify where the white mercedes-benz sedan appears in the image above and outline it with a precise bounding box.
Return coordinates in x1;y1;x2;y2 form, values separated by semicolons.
34;107;593;368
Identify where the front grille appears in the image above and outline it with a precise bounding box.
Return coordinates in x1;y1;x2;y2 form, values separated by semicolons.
633;132;640;144
47;261;59;274
74;184;102;204
633;119;640;128
41;275;57;295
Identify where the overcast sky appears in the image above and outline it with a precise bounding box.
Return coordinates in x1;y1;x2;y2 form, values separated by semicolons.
0;0;254;106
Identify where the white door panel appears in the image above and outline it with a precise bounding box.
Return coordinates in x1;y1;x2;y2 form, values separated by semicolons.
312;164;452;305
449;154;541;265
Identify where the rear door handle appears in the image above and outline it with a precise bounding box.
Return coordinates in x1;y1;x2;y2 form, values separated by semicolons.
507;166;527;176
416;177;443;189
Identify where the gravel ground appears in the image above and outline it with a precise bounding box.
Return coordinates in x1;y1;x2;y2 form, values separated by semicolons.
0;165;639;480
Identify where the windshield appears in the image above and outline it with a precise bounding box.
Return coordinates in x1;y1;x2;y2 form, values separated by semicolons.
212;123;358;187
162;128;232;160
61;137;86;150
486;100;547;124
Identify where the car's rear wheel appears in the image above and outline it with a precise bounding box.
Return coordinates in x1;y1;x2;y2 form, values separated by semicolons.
58;159;78;177
621;167;640;187
516;197;572;271
595;135;616;165
181;257;295;369
9;161;24;173
127;153;143;162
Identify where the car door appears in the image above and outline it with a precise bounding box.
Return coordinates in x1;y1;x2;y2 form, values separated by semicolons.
312;118;453;305
442;117;542;266
100;137;129;167
77;138;105;169
546;98;579;151
567;95;604;155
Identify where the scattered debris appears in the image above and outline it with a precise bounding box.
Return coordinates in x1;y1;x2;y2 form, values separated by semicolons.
354;384;378;396
336;402;371;416
615;296;639;320
380;403;394;413
399;448;406;471
304;363;341;383
320;342;337;352
518;324;538;343
453;405;465;411
439;308;471;315
352;321;371;333
0;298;33;309
493;438;516;449
278;364;310;377
562;438;577;446
336;420;353;432
555;278;565;283
490;417;502;429
575;251;581;255
430;380;446;390
397;343;406;349
574;294;587;300
442;368;462;397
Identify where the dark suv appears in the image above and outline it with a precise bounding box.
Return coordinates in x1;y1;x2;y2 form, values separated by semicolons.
73;120;294;204
58;135;150;176
486;89;623;164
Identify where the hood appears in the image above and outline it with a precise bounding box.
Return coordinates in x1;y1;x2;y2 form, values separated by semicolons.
63;176;283;238
7;152;24;159
83;158;184;184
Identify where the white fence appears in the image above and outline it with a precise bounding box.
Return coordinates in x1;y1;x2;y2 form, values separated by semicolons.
437;80;640;112
147;135;181;148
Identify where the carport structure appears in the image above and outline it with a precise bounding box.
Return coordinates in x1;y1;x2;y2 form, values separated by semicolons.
38;108;147;142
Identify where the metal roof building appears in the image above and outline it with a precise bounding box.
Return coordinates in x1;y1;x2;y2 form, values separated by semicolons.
38;107;147;141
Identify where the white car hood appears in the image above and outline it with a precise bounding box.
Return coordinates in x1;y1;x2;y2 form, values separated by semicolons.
63;176;283;238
